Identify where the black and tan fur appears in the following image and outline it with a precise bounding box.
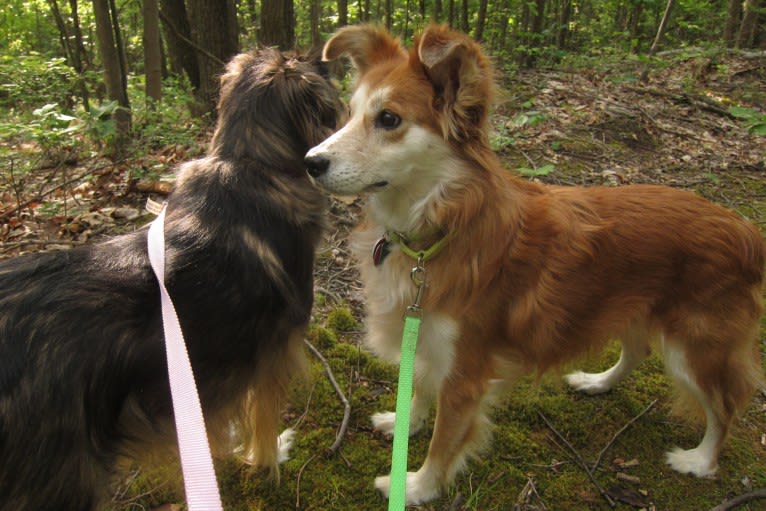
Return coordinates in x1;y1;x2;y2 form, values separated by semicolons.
0;48;342;511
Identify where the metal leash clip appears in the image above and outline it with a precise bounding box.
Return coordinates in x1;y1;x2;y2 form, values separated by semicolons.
407;255;426;316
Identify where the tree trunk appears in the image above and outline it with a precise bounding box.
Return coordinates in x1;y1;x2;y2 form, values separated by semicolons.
736;0;760;48
475;0;489;41
69;0;91;110
448;0;455;27
188;0;239;115
461;0;469;32
47;0;73;67
339;0;349;26
259;0;295;49
558;0;573;49
385;0;393;30
434;0;442;21
159;0;200;90
143;0;162;103
647;0;676;55
723;0;742;47
527;0;547;66
627;0;643;52
108;0;129;96
311;0;322;49
92;0;131;141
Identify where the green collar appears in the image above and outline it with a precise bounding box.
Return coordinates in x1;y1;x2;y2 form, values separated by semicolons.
388;230;452;263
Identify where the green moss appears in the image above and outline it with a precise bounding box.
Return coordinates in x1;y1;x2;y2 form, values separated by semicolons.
306;323;337;350
326;305;360;334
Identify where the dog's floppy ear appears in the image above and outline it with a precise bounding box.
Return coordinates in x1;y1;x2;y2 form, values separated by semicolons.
417;24;494;142
323;24;404;74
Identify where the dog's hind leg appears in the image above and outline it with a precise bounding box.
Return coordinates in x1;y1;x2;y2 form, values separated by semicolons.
661;327;762;478
662;338;725;477
236;329;306;475
565;328;651;395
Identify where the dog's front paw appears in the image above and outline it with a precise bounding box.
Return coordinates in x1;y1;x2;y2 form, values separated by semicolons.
277;428;296;464
564;370;612;395
374;470;441;504
665;447;717;478
371;411;424;437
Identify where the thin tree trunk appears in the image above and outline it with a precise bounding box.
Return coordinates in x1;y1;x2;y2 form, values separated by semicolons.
723;0;742;47
558;0;572;49
461;0;469;32
385;0;393;30
108;0;128;96
69;0;91;110
92;0;131;141
475;0;489;41
311;0;321;49
434;0;442;21
339;0;349;26
143;0;162;102
648;0;676;55
159;0;200;89
736;0;760;48
47;0;73;67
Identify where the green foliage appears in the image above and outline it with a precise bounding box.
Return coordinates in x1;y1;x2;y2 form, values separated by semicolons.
128;76;203;151
0;54;78;109
517;163;555;177
729;106;766;136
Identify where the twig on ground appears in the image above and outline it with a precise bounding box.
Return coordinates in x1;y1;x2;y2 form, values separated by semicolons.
0;158;126;221
291;382;317;430
514;477;547;511
591;399;658;471
304;339;351;454
1;239;87;252
538;411;616;507
446;491;465;511
709;488;766;511
294;453;318;510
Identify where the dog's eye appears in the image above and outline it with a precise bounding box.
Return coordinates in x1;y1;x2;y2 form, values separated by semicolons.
375;110;401;130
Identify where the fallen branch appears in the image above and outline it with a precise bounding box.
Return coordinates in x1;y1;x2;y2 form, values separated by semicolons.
514;477;547;511
304;339;351;454
591;399;658;471
294;453;318;510
538;411;616;507
622;85;735;119
709;488;766;511
446;491;465;511
1;239;87;252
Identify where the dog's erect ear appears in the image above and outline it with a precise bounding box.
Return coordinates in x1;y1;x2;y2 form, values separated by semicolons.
323;24;404;74
417;24;493;142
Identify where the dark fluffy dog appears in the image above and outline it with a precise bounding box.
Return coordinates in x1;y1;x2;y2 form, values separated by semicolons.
0;48;342;511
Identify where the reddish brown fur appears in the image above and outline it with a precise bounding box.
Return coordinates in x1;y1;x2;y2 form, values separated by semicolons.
315;23;764;502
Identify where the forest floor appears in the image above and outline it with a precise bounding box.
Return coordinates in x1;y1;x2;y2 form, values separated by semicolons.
1;49;765;510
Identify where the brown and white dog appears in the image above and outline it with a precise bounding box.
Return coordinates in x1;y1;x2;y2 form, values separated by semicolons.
0;49;342;511
305;24;765;504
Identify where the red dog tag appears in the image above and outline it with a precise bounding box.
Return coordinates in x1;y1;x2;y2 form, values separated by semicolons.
372;237;390;266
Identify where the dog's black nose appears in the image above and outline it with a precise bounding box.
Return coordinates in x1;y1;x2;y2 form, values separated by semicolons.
305;155;330;178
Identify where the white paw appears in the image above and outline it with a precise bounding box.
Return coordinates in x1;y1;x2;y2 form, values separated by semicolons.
371;412;423;437
277;428;296;464
371;412;397;436
565;371;612;395
374;470;441;505
665;447;717;477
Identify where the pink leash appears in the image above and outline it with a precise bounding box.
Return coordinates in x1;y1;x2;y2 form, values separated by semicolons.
147;206;224;511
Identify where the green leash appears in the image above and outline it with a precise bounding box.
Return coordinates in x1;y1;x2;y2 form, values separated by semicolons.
388;259;426;510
